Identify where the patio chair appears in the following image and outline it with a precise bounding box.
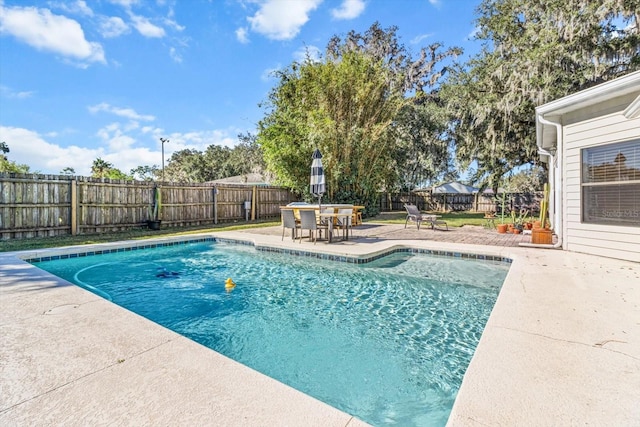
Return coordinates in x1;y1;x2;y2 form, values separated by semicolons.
426;216;448;231
281;209;301;241
299;209;327;244
336;208;353;240
404;204;448;231
404;204;427;230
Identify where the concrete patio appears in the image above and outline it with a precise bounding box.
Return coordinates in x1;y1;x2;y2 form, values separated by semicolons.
1;222;638;426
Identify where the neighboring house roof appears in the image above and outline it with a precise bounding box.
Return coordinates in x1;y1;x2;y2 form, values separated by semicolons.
209;173;270;186
432;182;479;194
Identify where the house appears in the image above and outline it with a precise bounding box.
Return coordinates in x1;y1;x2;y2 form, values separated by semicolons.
536;71;640;262
431;181;479;194
209;172;270;186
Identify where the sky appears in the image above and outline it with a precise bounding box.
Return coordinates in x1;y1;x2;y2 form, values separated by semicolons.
0;0;482;176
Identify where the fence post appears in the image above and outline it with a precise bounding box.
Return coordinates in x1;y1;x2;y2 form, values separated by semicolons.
251;185;257;220
71;179;77;235
213;186;218;224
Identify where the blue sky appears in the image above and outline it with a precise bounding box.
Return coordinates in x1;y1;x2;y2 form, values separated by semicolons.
0;0;481;176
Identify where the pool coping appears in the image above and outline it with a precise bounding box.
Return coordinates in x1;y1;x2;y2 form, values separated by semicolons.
1;230;639;425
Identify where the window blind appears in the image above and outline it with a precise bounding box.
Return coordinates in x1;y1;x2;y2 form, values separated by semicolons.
582;140;640;227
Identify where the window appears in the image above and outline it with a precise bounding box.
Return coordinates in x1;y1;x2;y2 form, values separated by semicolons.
582;140;640;226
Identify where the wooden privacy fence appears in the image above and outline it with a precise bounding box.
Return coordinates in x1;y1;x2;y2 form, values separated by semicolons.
378;191;542;215
0;173;296;239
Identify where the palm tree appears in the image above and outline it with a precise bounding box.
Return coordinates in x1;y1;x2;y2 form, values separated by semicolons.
91;158;113;178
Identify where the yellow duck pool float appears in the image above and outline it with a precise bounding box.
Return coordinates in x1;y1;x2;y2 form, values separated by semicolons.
225;278;236;292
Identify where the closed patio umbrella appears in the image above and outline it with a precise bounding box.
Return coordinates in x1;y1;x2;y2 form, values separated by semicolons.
310;148;325;208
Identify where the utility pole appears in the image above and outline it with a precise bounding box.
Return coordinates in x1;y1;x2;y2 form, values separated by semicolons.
160;137;169;182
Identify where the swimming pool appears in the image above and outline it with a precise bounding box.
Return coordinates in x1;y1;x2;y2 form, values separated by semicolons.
31;239;509;426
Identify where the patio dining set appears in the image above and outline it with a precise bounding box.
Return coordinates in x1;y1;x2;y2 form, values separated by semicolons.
280;203;364;244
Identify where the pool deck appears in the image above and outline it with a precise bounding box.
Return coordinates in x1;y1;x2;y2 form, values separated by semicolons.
1;223;639;426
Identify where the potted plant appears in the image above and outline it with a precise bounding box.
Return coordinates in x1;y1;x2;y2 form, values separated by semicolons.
147;185;162;230
514;208;528;233
532;183;553;244
495;192;508;234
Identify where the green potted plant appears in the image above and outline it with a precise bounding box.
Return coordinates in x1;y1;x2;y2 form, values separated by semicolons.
514;208;528;233
532;183;553;244
495;192;508;233
147;185;162;230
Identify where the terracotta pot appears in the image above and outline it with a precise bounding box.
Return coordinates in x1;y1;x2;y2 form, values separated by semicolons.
533;220;542;229
513;228;521;234
531;228;553;244
525;222;533;230
496;224;508;234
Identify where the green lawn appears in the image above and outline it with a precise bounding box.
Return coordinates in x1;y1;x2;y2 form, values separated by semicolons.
1;211;489;253
368;211;487;228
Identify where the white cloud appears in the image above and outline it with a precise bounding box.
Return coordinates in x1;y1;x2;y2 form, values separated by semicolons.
293;45;321;62
96;122;136;151
169;47;182;63
54;0;94;17
331;0;365;20
129;13;165;38
247;0;322;41
236;27;249;44
0;124;242;176
0;4;106;64
0;126;100;176
467;26;479;40
166;130;238;150
108;0;140;7
99;16;129;38
410;33;433;44
260;64;281;82
163;17;185;32
88;103;156;121
0;85;34;99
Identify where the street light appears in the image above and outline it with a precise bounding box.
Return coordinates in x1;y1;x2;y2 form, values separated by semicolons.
160;137;169;182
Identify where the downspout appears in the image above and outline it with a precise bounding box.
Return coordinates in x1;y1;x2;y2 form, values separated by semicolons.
519;115;563;249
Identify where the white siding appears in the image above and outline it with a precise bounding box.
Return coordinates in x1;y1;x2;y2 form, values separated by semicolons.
562;109;640;262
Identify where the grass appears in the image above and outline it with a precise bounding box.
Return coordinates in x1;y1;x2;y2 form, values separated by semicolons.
1;211;488;253
368;211;487;228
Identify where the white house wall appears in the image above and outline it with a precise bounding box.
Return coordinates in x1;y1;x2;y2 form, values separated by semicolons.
562;108;640;262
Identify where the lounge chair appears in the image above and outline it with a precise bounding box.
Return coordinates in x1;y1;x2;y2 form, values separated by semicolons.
281;209;301;241
404;204;448;231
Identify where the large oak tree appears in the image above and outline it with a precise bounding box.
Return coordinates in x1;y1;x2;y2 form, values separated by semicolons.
443;0;640;193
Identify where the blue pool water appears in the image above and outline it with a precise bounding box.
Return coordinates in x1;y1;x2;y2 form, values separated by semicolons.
32;241;509;426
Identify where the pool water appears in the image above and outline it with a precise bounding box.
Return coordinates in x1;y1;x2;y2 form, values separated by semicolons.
33;241;509;426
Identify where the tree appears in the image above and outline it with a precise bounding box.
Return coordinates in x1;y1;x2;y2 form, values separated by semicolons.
91;158;112;178
442;0;640;192
60;167;76;175
162;149;202;182
0;157;31;173
90;158;130;180
0;142;31;173
258;23;460;208
0;141;8;160
130;165;159;181
234;132;267;175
